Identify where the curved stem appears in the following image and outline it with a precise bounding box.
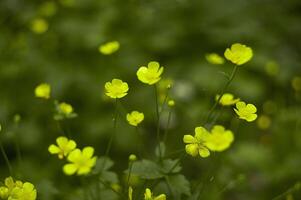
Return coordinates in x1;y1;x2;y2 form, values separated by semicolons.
0;141;13;175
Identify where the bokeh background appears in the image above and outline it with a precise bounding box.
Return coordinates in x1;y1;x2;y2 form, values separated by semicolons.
1;0;301;199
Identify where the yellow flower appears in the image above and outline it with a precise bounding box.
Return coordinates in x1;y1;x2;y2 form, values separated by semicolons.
31;18;48;34
59;102;73;115
183;126;210;158
137;61;164;85
105;79;129;99
128;187;133;200
205;53;225;65
9;182;37;200
63;146;97;175
167;99;175;107
99;41;120;55
48;137;77;159
0;187;8;199
129;154;137;162
144;188;166;200
35;83;51;99
224;43;253;65
257;115;271;130
234;101;257;122
216;93;240;106
206;125;234;152
126;111;144;126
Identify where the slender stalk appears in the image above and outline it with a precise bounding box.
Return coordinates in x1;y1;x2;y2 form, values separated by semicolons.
272;182;301;200
154;85;162;161
163;110;172;143
0;141;13;175
127;162;134;187
98;178;127;199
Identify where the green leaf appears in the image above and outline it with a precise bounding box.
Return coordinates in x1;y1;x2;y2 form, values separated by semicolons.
93;156;114;174
168;174;191;197
161;159;182;174
129;159;163;179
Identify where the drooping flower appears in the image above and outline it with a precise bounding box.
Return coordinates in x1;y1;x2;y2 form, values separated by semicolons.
206;125;234;152
34;83;51;99
99;41;120;55
205;53;225;65
105;79;129;99
126;111;144;126
137;61;164;85
144;188;166;200
9;182;37;200
63;146;97;175
234;101;257;122
48;136;77;159
183;126;211;158
224;43;253;65
216;93;240;106
31;18;48;34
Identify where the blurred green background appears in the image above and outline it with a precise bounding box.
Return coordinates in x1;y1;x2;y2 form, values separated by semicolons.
1;0;301;199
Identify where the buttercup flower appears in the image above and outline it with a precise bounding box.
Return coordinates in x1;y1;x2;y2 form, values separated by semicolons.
105;79;129;99
216;93;240;106
167;99;175;107
48;136;77;159
137;61;164;85
234;101;257;122
224;43;253;65
183;126;211;158
126;111;144;126
129;154;137;162
63;146;97;175
0;187;8;199
31;18;48;34
144;188;166;200
9;182;37;200
206;125;234;152
59;102;73;115
205;53;225;65
35;83;51;99
99;41;120;55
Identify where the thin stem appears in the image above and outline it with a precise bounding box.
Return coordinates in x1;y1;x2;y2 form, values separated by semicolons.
272;182;301;200
127;162;134;187
0;141;13;175
13;122;22;167
164;175;173;197
154;85;162;161
98;178;127;199
163;110;172;143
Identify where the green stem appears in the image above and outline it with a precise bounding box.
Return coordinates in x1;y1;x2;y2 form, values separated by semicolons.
0;141;13;175
163;110;172;143
154;85;162;161
98;178;126;199
272;182;301;200
127;162;134;187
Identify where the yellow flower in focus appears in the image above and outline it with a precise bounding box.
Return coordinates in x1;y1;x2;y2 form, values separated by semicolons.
126;111;144;126
206;125;234;152
144;188;166;200
31;18;48;34
35;83;51;99
257;115;271;130
9;182;37;200
183;126;210;158
0;187;8;199
105;79;129;99
234;101;257;122
216;93;240;106
99;41;120;55
59;102;73;115
224;43;253;65
137;61;164;85
63;146;97;175
205;53;225;65
48;136;77;159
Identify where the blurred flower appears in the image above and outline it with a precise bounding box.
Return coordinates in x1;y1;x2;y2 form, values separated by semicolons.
128;187;133;200
257;115;271;130
0;187;8;199
205;53;225;65
183;126;210;158
54;102;77;120
34;83;51;99
63;146;97;175
39;2;57;17
48;137;77;159
144;188;166;200
105;79;129;99
168;99;175;107
292;76;301;91
216;93;240;106
126;111;144;126
99;41;120;55
206;125;234;152
234;101;257;122
137;61;164;85
265;61;279;76
224;43;253;65
31;18;48;34
59;102;73;115
9;182;37;200
263;100;277;114
13;114;21;124
129;154;137;162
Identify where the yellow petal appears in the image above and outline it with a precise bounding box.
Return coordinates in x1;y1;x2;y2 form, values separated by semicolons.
185;144;199;157
48;145;60;154
63;164;77;175
199;147;210;158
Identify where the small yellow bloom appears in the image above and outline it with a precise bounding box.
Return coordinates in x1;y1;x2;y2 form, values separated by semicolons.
105;79;129;99
31;18;48;34
137;61;164;85
129;154;137;162
59;102;73;115
99;41;120;55
0;187;8;199
9;182;37;200
206;125;234;152
183;126;210;158
144;188;166;200
216;93;240;106
205;53;225;65
257;115;271;130
48;137;77;159
167;99;175;107
126;111;144;126
63;146;97;175
224;43;253;65
234;101;257;122
35;83;51;99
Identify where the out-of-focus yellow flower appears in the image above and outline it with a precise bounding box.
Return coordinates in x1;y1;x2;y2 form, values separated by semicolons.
234;101;257;122
105;79;129;99
167;99;175;107
63;146;97;175
292;76;301;91
144;188;166;200
48;137;77;159
59;102;73;115
0;187;8;199
39;2;57;17
206;125;234;152
257;115;271;130
224;43;253;65
99;41;120;55
9;182;37;200
216;93;240;106
137;61;164;85
31;18;48;34
265;61;279;76
205;53;225;65
183;126;210;158
128;187;133;200
35;83;51;99
129;154;137;162
126;111;144;126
